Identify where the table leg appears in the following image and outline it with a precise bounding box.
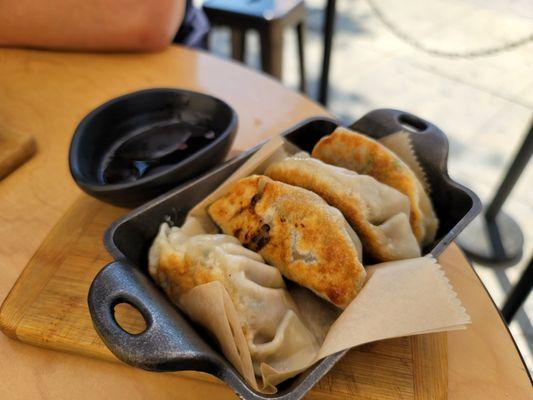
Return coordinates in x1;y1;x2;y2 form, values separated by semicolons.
485;120;533;221
318;0;336;105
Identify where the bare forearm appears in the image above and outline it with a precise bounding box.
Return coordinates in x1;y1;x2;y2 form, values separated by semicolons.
0;0;185;51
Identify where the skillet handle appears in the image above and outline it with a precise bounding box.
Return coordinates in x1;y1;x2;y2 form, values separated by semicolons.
349;108;443;138
348;108;450;183
88;261;219;372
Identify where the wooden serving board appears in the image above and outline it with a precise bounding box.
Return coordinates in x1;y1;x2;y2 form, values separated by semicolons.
0;194;448;399
0;124;36;180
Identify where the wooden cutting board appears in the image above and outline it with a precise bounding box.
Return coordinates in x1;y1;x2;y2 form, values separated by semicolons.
0;124;36;180
0;194;448;399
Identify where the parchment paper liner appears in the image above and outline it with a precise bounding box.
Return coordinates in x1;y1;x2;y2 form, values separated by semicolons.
174;135;470;393
379;131;431;193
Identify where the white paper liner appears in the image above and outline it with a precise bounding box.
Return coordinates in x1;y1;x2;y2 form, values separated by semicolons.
170;135;470;393
378;131;431;193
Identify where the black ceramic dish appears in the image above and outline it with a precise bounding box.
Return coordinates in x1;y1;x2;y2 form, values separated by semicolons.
69;88;238;207
88;109;481;400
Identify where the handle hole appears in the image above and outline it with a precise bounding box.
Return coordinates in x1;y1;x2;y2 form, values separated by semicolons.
113;302;147;335
398;114;428;133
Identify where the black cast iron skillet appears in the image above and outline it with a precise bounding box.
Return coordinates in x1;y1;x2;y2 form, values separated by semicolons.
88;109;481;400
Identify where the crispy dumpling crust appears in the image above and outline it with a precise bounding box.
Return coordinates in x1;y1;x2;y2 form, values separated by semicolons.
266;153;421;262
148;222;318;382
312;127;439;246
208;175;366;308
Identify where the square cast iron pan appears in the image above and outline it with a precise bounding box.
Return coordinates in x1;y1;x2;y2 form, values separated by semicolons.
88;109;481;400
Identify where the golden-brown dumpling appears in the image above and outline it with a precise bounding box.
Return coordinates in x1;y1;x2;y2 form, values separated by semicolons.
207;175;366;308
312;127;439;246
266;152;420;261
148;218;318;378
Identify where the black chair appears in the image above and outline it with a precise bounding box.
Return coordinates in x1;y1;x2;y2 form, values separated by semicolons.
203;0;307;93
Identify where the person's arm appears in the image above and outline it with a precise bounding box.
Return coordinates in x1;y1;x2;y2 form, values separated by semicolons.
0;0;186;52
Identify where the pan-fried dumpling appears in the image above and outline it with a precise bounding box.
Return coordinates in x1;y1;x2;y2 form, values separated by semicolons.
312;127;439;246
148;218;318;377
207;175;366;308
266;152;420;261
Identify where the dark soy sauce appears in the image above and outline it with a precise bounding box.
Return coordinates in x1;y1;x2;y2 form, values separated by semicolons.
101;118;218;184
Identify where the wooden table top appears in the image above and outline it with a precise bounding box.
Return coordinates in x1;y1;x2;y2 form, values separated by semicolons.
0;45;530;399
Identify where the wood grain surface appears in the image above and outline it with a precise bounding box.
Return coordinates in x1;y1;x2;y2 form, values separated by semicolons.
0;45;530;400
0;123;36;180
0;194;448;400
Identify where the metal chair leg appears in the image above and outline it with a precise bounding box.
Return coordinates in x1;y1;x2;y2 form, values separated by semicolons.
318;0;336;105
231;29;246;62
259;25;283;80
296;22;307;94
501;257;533;323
